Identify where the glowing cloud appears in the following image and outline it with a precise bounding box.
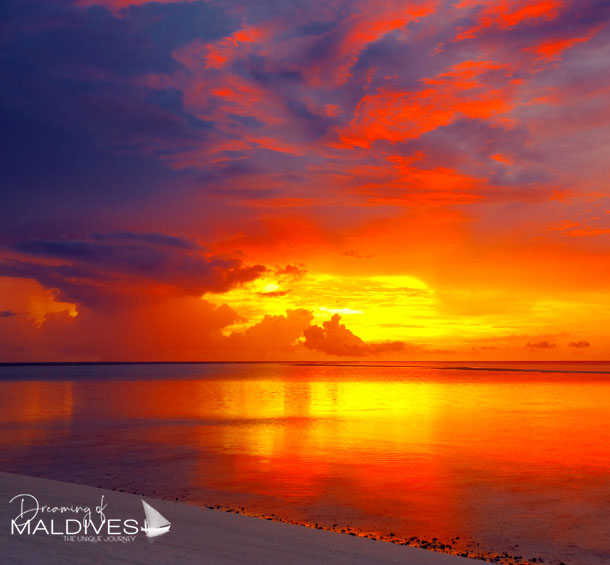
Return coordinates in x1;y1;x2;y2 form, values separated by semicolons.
303;314;406;357
2;0;610;360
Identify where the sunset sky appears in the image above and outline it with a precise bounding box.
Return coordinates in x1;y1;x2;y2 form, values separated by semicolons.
1;0;609;361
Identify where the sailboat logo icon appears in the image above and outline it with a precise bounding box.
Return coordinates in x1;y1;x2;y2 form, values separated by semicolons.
141;500;171;538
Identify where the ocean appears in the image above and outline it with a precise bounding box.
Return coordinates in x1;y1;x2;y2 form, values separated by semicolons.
1;362;609;564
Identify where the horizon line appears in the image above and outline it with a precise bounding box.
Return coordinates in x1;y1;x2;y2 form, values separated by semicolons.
1;360;609;366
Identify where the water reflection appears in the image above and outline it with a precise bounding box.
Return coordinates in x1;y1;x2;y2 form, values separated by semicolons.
0;364;609;564
0;381;73;447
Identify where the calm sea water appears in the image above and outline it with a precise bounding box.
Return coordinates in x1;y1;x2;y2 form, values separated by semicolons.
1;362;609;564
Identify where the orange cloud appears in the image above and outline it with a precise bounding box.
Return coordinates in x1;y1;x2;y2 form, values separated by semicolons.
388;155;485;191
224;309;314;358
340;157;485;207
545;221;610;238
275;265;307;278
491;153;513;165
569;228;610;237
0;297;239;362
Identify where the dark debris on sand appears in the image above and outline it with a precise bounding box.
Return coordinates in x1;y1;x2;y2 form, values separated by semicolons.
106;481;559;565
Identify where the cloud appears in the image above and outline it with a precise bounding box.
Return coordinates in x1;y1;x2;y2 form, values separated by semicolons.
340;250;375;259
257;290;292;297
3;233;265;309
0;305;318;362
338;60;516;149
1;304;399;362
455;0;562;41
75;0;198;13
0;296;240;362
301;0;437;87
225;309;314;358
0;311;18;318
569;340;591;348
275;265;307;278
92;232;201;249
526;340;557;349
1;0;233;241
303;314;405;357
4;0;608;240
524;24;603;62
2;0;610;362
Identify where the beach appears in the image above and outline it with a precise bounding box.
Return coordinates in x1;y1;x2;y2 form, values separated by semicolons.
1;471;481;564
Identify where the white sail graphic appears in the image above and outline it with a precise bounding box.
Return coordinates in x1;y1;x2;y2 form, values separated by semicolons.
141;500;171;538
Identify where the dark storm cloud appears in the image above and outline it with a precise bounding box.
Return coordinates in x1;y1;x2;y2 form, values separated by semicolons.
91;232;201;249
2;233;265;308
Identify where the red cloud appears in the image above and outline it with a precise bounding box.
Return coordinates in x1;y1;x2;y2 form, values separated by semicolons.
456;0;562;41
340;157;486;206
524;25;603;62
305;0;436;87
204;26;270;69
338;60;515;148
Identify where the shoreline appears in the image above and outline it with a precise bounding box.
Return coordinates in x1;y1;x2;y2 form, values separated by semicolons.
0;471;485;564
0;471;548;564
172;502;534;565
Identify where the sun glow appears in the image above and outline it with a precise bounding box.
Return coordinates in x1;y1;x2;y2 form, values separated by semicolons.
207;270;505;345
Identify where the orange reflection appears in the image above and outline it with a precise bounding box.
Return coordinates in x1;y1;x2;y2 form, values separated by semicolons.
2;366;608;563
0;381;74;424
0;380;74;446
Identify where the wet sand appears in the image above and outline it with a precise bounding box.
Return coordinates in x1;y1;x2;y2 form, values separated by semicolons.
0;471;481;564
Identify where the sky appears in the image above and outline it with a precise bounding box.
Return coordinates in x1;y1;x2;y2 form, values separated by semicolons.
1;0;609;361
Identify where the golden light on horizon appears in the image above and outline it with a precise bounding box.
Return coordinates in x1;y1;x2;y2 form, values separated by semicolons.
206;270;525;347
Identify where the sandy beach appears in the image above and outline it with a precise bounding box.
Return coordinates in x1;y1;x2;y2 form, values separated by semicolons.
0;471;481;564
